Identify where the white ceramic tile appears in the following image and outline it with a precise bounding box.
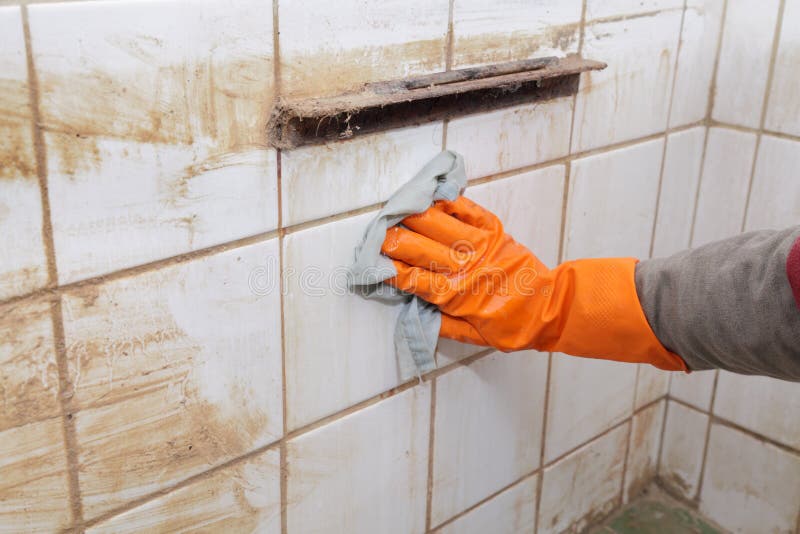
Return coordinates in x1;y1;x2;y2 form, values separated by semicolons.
87;449;281;534
286;385;430;534
745;135;800;231
692;128;756;246
279;0;449;98
652;127;706;257
658;401;708;499
281;124;443;226
0;6;48;299
0;417;72;531
0;297;59;431
714;372;800;449
451;0;581;68
539;423;628;534
624;401;665;502
436;165;565;366
669;370;716;410
635;365;670;409
572;12;682;151
712;0;781;128
586;0;683;20
447;98;574;180
430;351;547;526
63;241;283;517
283;212;404;429
766;0;800;136
435;475;537;534
46;135;278;284
566;139;664;260
544;354;637;462
700;424;800;534
669;0;724;127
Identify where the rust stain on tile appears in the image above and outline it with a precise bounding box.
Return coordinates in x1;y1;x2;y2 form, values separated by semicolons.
453;23;580;67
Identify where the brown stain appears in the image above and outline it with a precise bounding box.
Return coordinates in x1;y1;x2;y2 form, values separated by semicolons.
0;122;36;180
452;23;580;68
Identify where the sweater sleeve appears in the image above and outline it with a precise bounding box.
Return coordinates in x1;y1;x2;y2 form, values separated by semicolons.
635;226;800;381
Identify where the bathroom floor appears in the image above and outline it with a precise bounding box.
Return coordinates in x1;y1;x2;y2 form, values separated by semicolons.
589;486;728;534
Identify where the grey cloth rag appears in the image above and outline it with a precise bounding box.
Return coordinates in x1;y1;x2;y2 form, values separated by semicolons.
349;150;467;380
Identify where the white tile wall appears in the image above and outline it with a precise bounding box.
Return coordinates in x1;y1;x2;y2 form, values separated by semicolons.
652;127;706;257
281;124;443;226
586;0;683;20
635;365;670;409
63;241;283;517
539;423;628;534
447;98;574;180
566;139;664;260
669;0;724;127
279;0;449;98
765;0;800;137
700;424;800;534
624;401;665;502
745;135;800;231
669;370;716;410
712;0;781;128
435;476;537;534
430;351;547;526
714;372;800;449
572;12;681;152
692;128;757;246
0;6;48;299
545;355;636;462
451;0;581;68
658;401;708;499
283;212;404;430
87;449;281;534
286;386;430;534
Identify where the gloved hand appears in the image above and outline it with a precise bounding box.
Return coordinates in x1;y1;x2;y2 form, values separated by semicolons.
380;195;686;371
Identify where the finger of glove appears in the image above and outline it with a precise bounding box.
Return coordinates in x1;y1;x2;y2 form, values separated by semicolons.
385;260;453;305
402;205;480;251
435;196;502;232
440;314;490;346
381;226;464;273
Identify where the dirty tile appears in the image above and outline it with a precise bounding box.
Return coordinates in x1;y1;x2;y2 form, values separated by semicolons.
430;351;547;526
451;0;581;69
281;123;442;226
436;166;565;366
0;298;59;431
0;6;48;299
669;0;724;127
435;475;537;534
713;372;800;449
539;423;629;534
692;128;756;246
669;370;716;410
700;423;800;534
87;448;280;534
544;354;636;463
0;417;72;531
572;12;682;152
63;241;282;518
566;139;664;260
651;127;706;257
624;401;665;502
634;365;670;409
744;135;800;231
286;385;430;534
711;0;781;128
284;212;405;429
658;401;708;500
586;0;683;20
447;98;574;180
279;0;449;98
29;0;278;283
765;0;800;137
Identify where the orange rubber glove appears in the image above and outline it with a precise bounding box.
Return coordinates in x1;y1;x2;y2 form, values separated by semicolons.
380;196;687;371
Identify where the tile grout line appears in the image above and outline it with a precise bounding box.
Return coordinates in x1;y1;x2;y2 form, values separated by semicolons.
654;395;672;478
21;5;85;529
740;0;786;232
692;370;719;502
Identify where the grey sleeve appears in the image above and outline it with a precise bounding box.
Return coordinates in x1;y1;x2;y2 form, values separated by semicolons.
635;226;800;381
